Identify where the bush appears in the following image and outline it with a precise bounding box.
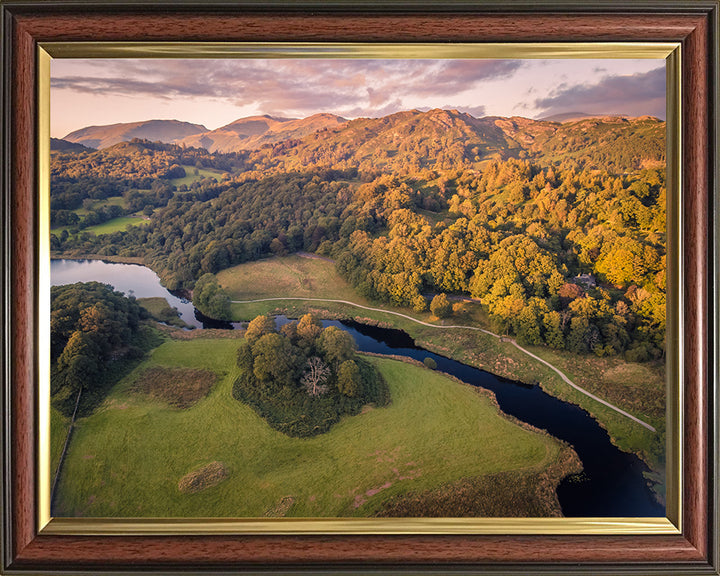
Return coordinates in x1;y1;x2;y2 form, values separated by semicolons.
423;357;437;370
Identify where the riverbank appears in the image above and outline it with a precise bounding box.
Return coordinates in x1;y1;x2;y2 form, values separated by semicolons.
137;297;193;329
361;350;583;516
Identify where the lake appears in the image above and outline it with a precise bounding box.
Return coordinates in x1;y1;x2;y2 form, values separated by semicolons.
51;258;665;517
51;259;207;328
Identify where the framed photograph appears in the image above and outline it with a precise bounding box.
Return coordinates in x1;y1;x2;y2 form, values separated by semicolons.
1;1;717;574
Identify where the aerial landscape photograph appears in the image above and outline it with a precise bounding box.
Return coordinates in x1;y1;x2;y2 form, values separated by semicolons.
48;55;668;519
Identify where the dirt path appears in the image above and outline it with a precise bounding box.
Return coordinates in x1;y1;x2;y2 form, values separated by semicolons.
230;296;656;432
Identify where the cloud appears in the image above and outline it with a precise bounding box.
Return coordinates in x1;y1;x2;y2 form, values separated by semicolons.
534;66;665;119
51;58;523;119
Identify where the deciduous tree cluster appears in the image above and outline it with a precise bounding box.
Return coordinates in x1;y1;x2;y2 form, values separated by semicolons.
233;314;389;437
51;282;150;415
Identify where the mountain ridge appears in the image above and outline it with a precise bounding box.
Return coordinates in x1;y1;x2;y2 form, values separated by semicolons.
55;109;666;180
61;110;660;155
176;112;348;153
64;119;209;150
238;108;665;176
62;114;349;153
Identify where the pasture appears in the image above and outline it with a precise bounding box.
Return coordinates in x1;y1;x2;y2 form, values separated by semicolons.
170;165;226;187
53;338;564;517
217;254;363;303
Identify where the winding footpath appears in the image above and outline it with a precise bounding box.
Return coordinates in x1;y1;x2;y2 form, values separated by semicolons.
230;296;656;432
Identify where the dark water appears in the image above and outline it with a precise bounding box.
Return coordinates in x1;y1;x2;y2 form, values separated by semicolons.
51;259;665;517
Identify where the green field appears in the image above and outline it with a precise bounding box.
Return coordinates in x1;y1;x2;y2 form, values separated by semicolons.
217;255;666;474
66;196;128;217
137;297;192;329
53;338;565;517
84;216;147;235
217;254;365;303
51;215;147;237
84;195;127;212
170;165;226;187
51;196;128;227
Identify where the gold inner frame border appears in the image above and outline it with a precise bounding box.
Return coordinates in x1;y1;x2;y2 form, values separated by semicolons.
37;41;682;536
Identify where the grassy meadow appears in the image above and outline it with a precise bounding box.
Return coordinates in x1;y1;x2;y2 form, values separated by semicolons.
218;255;666;472
137;297;192;329
217;254;365;303
170;165;226;187
69;195;127;216
53;338;567;517
51;215;147;236
84;216;147;235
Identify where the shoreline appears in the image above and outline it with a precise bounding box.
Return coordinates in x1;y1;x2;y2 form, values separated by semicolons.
51;252;145;265
359;353;581;517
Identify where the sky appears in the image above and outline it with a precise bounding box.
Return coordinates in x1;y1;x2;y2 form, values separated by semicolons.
50;58;665;138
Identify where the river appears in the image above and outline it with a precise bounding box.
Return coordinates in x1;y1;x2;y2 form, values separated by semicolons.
51;258;665;517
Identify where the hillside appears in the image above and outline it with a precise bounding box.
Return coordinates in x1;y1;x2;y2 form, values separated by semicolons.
60;110;664;172
240;109;665;176
50;138;93;153
51;108;667;364
63;119;208;149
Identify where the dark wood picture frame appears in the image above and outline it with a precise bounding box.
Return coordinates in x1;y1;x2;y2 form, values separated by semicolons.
1;1;718;573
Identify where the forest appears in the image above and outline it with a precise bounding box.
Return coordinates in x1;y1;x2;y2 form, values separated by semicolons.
50;110;667;361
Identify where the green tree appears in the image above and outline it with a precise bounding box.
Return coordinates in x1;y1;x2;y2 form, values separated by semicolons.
251;333;301;388
430;293;452;319
423;357;437;370
337;359;361;397
56;330;102;392
245;314;277;343
193;273;231;320
236;340;253;371
318;326;356;367
50;282;148;414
